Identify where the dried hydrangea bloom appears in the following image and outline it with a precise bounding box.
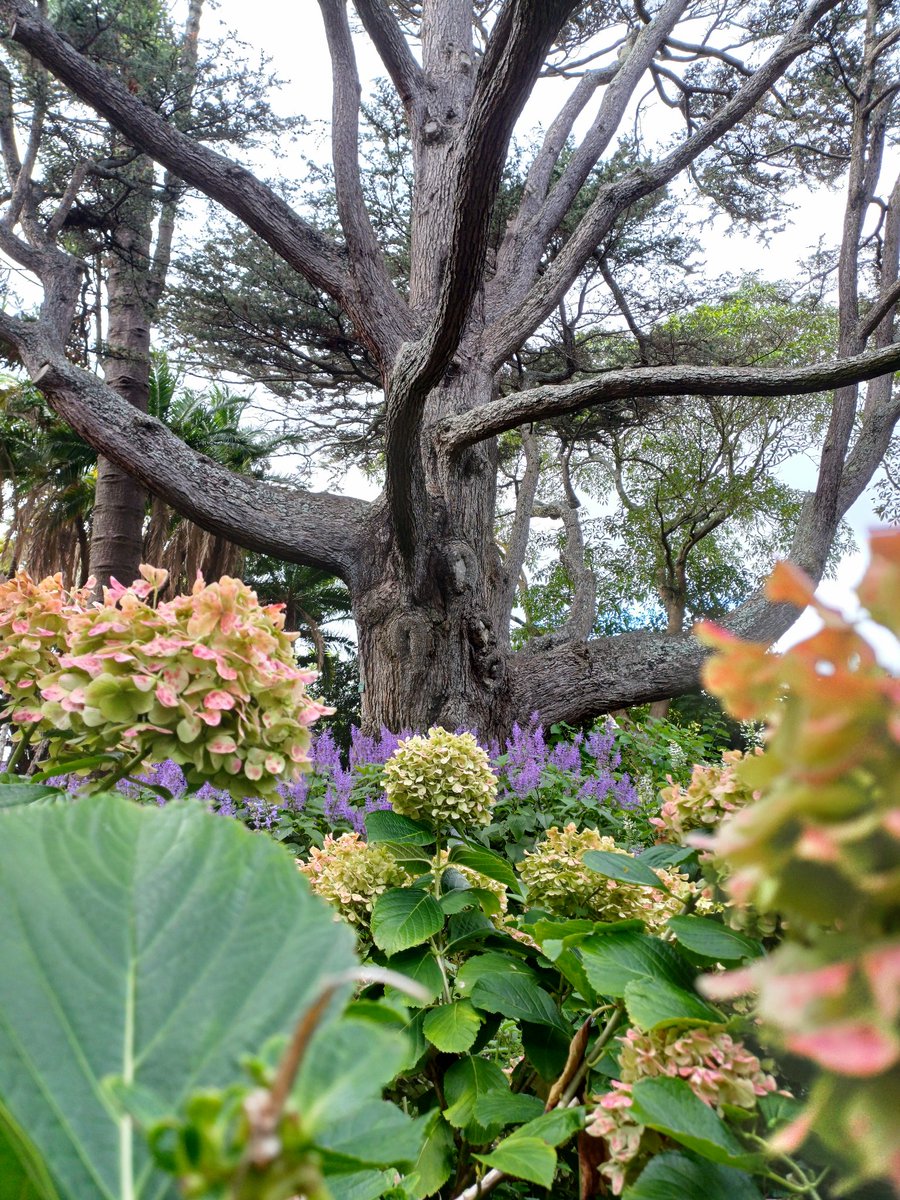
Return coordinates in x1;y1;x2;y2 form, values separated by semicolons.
516;823;689;924
298;832;408;928
652;749;761;844
382;727;497;829
36;567;328;798
0;571;93;720
587;1026;777;1193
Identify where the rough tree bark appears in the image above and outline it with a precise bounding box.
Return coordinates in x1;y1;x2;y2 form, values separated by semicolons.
0;0;898;738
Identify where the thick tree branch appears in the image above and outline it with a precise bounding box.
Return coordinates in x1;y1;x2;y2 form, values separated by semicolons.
436;340;900;451
319;0;406;344
483;0;840;366
352;0;424;109
0;0;411;364
385;0;579;561
0;310;369;579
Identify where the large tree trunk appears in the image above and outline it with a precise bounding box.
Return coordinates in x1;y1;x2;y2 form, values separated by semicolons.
354;367;513;737
88;165;153;590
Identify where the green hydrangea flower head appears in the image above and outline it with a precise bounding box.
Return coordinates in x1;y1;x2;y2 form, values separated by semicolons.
517;823;692;925
298;833;408;929
382;726;497;829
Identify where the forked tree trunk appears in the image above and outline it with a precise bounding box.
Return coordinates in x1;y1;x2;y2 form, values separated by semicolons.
353;369;513;737
88;172;153;590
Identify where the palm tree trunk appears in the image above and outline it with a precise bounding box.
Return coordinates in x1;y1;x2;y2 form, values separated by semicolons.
88;162;153;590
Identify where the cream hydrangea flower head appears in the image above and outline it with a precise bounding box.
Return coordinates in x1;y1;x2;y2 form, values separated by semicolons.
382;727;497;829
298;833;408;929
517;823;692;925
652;749;761;843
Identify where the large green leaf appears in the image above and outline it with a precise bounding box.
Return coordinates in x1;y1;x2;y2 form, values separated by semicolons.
624;978;723;1030
448;845;520;893
442;1057;510;1142
666;916;762;963
422;1001;483;1053
402;1111;455;1200
0;1099;61;1200
0;781;60;808
371;888;445;955
0;793;357;1200
628;1078;762;1169
364;811;435;846
475;1137;557;1188
580;928;693;998
583;850;670;892
623;1150;762;1199
456;953;568;1032
383;946;445;1008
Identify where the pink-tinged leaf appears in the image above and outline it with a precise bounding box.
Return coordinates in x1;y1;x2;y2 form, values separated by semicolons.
192;644;216;660
132;674;155;693
861;944;900;1022
11;619;29;635
208;735;238;755
203;689;236;711
40;685;65;703
155;684;179;708
244;760;263;781
762;961;853;1021
785;1022;900;1076
884;809;900;838
766;560;816;607
138;564;169;591
199;710;222;727
697;966;757;1001
768;1109;814;1155
795;826;841;862
11;709;42;723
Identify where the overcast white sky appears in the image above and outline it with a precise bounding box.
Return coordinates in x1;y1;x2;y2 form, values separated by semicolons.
199;1;899;665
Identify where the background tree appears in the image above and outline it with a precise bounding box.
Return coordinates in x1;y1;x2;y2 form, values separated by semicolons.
0;0;898;737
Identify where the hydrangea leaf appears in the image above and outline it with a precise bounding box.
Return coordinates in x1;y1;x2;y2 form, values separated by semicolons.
0;792;357;1200
583;850;670;892
383;947;445;1008
475;1137;557;1188
371;887;445;955
422;1001;483;1053
624;978;724;1031
628;1078;763;1169
580;928;693;998
402;1111;456;1200
0;781;60;807
623;1150;762;1199
667;916;762;964
471;1093;546;1129
365;811;436;846
443;1057;511;1141
448;845;520;893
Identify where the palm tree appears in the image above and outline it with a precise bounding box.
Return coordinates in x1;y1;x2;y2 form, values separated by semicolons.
0;378;96;584
142;355;285;591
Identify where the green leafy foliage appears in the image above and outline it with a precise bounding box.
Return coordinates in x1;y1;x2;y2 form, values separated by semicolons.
0;792;357;1200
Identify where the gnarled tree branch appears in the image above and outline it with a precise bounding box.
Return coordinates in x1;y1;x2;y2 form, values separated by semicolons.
0;309;369;580
436;338;900;450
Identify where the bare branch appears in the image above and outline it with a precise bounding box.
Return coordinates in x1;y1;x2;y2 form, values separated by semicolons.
436;339;900;451
319;0;406;338
500;428;541;634
0;309;369;579
483;0;840;366
353;0;424;108
385;0;580;560
0;0;411;364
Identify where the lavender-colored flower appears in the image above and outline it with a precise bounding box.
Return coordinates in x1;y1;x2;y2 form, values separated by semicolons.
550;734;583;774
506;714;548;797
246;798;280;830
312;727;342;775
578;770;614;805
613;775;640;810
364;792;392;813
193;781;237;815
587;720;617;765
277;773;309;811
